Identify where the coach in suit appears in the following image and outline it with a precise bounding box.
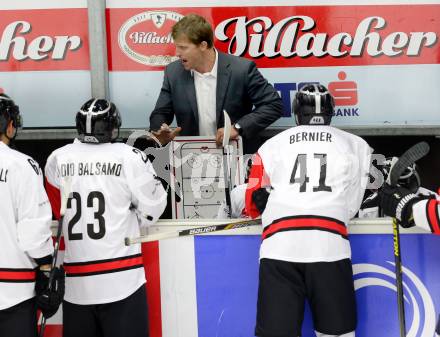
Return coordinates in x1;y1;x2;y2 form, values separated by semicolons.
149;14;283;153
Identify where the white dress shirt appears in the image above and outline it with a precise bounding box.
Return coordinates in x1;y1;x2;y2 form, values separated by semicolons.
192;50;218;136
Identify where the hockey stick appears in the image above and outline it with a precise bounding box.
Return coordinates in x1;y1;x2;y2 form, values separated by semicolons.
39;177;72;337
222;110;233;218
386;141;430;337
388;142;430;186
435;315;440;337
125;218;261;245
436;315;440;337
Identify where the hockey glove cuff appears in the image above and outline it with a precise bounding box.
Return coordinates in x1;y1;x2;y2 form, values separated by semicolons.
33;255;53;267
36;265;65;319
378;184;421;228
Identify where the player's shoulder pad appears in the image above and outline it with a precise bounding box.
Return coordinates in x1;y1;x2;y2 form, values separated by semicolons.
45;143;75;166
117;143;151;166
330;126;371;151
258;128;285;153
47;143;76;159
10;149;42;176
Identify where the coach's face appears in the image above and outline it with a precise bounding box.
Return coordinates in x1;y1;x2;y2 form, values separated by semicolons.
174;34;207;72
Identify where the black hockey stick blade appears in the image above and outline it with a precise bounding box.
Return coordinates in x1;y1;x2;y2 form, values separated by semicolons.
389;141;430;186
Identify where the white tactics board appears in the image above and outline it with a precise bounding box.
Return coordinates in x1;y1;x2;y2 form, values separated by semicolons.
170;136;244;219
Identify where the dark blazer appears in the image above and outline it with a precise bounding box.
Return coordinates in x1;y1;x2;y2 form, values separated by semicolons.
150;52;283;151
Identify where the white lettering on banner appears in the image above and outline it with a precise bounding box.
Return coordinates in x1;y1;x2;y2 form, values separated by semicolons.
215;16;437;58
0;21;81;61
118;10;182;66
129;32;173;44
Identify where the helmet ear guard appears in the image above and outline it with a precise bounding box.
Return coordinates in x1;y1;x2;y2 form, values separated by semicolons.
76;99;122;143
292;84;335;126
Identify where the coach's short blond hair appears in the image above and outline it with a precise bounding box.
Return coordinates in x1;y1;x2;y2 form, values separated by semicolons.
172;14;214;48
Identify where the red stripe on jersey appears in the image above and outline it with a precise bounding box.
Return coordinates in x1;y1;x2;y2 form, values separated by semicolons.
245;153;270;218
426;199;440;235
0;268;36;282
45;178;61;220
64;254;144;277
262;216;348;240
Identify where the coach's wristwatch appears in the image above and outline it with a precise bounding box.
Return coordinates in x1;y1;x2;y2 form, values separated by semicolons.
233;123;243;136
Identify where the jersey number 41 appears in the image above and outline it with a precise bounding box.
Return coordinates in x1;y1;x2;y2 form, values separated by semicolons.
290;153;332;193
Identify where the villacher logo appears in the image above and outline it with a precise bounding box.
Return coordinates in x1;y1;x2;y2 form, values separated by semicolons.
118;10;183;66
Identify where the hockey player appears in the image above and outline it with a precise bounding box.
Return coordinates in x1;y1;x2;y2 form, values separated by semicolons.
44;99;167;337
245;84;372;337
378;157;440;337
0;93;63;337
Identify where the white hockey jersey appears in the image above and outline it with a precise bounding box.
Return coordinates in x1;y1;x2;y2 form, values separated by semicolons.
246;125;372;263
216;184;248;219
45;140;167;305
0;141;53;310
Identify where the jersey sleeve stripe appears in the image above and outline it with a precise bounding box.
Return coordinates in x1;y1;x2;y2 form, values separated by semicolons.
245;153;267;218
45;177;61;220
262;215;348;240
0;268;36;282
64;253;144;277
426;199;440;234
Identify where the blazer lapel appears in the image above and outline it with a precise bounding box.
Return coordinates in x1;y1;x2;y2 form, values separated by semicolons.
216;52;231;127
184;70;199;126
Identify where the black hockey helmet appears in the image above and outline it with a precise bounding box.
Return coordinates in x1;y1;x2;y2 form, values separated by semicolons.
76;98;121;143
382;157;421;193
0;93;22;137
292;84;335;126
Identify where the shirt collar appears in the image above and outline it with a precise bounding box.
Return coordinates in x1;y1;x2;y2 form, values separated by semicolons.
191;48;218;78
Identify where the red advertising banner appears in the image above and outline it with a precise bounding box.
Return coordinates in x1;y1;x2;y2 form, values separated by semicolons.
108;5;440;71
0;9;89;71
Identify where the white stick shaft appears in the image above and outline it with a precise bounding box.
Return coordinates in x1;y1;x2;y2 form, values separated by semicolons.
124;217;398;245
127;231;179;245
222;110;232;148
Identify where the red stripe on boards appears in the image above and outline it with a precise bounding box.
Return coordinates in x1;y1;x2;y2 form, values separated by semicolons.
142;241;163;337
427;199;440;234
